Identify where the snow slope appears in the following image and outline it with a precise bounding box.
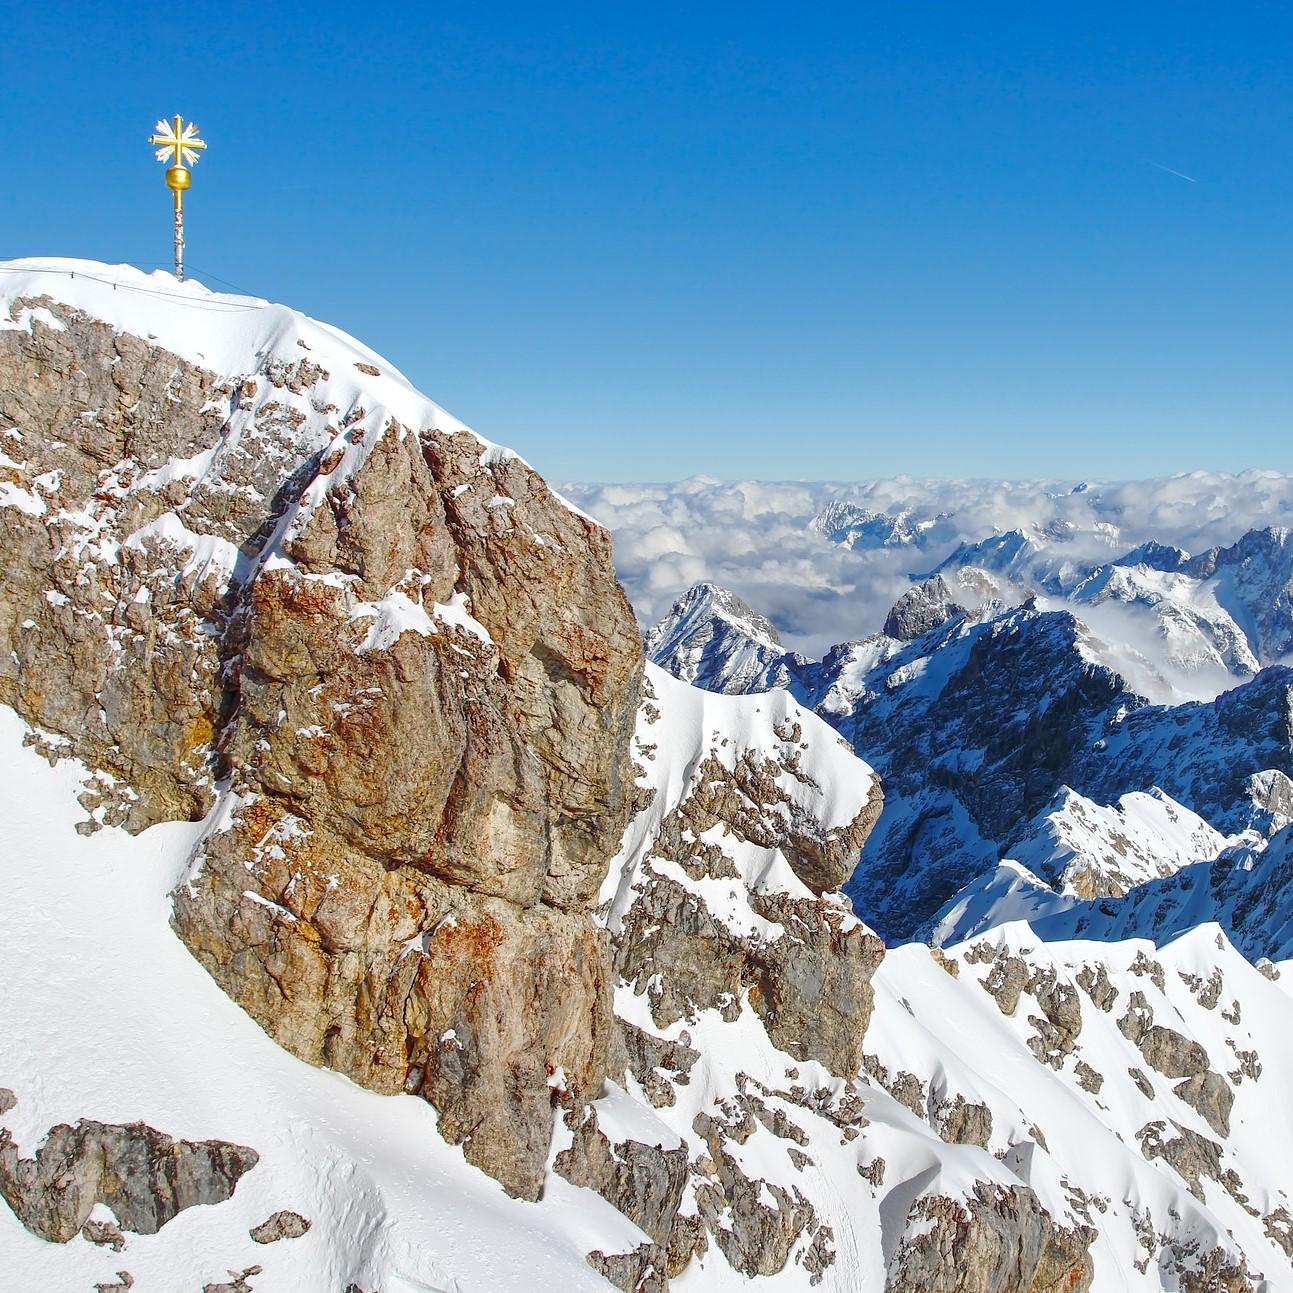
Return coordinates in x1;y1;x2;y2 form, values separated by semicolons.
591;667;1293;1290
8;658;1293;1290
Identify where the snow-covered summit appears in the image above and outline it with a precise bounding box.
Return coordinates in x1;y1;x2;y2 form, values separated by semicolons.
810;499;941;550
1;258;454;429
643;581;785;694
10;256;1293;1292
0;257;603;525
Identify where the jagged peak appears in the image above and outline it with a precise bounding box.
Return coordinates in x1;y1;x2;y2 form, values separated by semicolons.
645;581;782;653
883;573;967;642
1186;523;1293;578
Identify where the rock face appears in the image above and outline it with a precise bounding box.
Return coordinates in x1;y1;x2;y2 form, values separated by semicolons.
0;272;641;1200
1179;526;1293;662
885;1183;1095;1293
0;1116;257;1243
882;574;965;642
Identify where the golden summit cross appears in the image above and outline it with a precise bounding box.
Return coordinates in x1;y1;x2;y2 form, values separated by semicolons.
148;114;207;280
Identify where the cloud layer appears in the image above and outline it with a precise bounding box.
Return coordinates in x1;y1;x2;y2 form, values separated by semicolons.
562;471;1293;659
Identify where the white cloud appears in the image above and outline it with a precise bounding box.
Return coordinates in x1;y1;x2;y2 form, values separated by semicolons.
561;470;1293;660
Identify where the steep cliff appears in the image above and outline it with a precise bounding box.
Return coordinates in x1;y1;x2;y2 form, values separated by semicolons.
0;259;641;1199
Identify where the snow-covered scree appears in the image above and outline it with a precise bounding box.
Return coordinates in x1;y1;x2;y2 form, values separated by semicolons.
866;928;1293;1293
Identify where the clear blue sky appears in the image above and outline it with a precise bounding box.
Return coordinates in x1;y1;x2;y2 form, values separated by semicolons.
7;2;1293;481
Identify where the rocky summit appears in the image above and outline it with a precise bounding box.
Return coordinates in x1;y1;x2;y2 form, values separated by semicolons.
5;260;1293;1293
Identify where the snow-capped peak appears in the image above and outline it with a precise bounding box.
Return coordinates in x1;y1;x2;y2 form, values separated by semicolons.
810;499;939;550
643;581;786;694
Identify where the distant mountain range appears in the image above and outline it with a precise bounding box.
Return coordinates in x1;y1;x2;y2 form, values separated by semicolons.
643;520;1293;946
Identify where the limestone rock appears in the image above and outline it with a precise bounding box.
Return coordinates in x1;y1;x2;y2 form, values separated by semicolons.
1075;963;1118;1012
82;1217;127;1251
203;1267;262;1293
1136;1120;1223;1200
249;1210;311;1243
554;1105;688;1246
0;1118;257;1243
615;1020;699;1109
1174;1070;1234;1137
980;952;1030;1016
932;1093;994;1148
587;1243;668;1293
883;575;966;642
884;1182;1095;1293
0;297;642;1202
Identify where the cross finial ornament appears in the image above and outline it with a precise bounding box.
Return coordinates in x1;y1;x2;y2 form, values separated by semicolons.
151;115;206;169
148;114;207;280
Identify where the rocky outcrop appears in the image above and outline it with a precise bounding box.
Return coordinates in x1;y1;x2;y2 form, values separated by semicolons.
883;574;965;642
555;1103;689;1251
1118;993;1234;1135
249;1210;311;1243
0;1116;257;1243
932;1094;993;1148
615;1021;700;1108
884;1182;1095;1293
587;1244;668;1293
612;864;883;1078
0;288;641;1200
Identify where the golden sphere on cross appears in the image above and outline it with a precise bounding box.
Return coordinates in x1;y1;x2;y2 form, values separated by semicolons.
149;115;206;207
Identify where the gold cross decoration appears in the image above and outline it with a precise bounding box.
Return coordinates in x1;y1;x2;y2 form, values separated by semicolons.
151;115;207;171
148;114;207;280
